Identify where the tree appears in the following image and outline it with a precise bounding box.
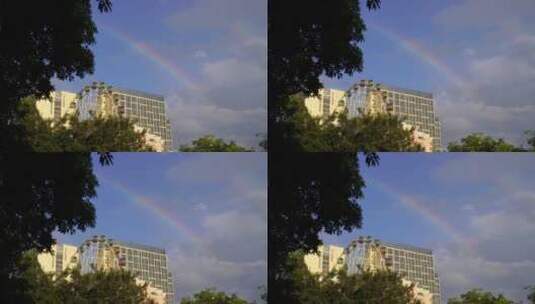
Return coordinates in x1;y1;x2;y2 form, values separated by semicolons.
257;133;268;151
0;0;112;122
447;133;521;152
269;152;379;303
524;130;535;151
348;270;422;304
526;286;535;304
179;135;254;152
272;94;421;152
269;0;381;147
0;153;108;302
284;251;421;304
181;289;248;304
15;96;153;152
14;251;156;304
57;268;156;304
448;289;514;304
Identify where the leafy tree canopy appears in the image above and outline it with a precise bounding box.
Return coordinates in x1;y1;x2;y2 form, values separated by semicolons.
13;250;156;304
447;289;514;304
269;0;381;147
269;152;378;303
0;153;109;302
181;289;248;304
283;251;421;304
269;0;381;100
524;130;535;151
0;0;112;115
448;133;521;152
271;94;422;152
527;285;535;304
15;96;153;152
179;135;254;152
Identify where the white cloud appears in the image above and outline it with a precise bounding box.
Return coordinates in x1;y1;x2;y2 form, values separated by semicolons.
429;155;535;302
193;50;208;59
162;154;267;302
166;96;266;148
430;1;535;145
161;0;266;149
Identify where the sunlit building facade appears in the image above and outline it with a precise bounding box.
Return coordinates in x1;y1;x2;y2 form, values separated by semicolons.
304;88;347;119
304;245;345;275
347;79;442;151
79;235;175;304
77;82;173;151
345;236;441;304
37;244;80;275
35;91;78;121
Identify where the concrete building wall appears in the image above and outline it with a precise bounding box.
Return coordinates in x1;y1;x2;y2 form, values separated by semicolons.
304;88;347;119
37;244;80;275
136;278;166;304
304;245;345;275
35;91;78;121
403;122;433;152
37;246;57;273
403;279;433;304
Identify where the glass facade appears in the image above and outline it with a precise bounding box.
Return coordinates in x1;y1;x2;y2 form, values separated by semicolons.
347;80;442;151
79;235;120;274
345;237;441;304
382;241;440;304
113;87;173;151
345;237;387;275
77;82;173;151
79;235;175;304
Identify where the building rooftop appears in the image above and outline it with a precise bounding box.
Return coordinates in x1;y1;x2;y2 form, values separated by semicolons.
112;86;165;101
113;240;166;254
348;236;434;255
349;79;434;99
380;241;433;255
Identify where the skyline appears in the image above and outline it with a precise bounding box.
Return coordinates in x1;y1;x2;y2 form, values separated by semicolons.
322;0;535;146
320;153;535;303
54;153;267;302
52;0;266;149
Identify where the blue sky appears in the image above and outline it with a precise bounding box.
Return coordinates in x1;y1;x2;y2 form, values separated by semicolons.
53;0;266;149
323;0;535;146
321;153;535;302
55;153;267;303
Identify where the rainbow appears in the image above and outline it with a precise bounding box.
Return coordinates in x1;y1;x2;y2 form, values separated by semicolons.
107;178;201;242
98;23;199;91
370;179;477;249
367;22;465;88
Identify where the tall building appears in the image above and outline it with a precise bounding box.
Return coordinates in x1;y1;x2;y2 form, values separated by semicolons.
347;79;442;151
37;244;80;275
304;88;347;119
345;236;441;304
303;245;345;275
35;91;78;121
78;82;173;151
79;235;175;304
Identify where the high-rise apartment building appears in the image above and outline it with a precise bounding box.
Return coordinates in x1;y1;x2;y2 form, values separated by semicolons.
303;245;345;275
347;79;442;151
78;82;173;151
35;91;78;121
304;88;347;119
345;236;441;304
37;244;80;275
79;235;175;304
